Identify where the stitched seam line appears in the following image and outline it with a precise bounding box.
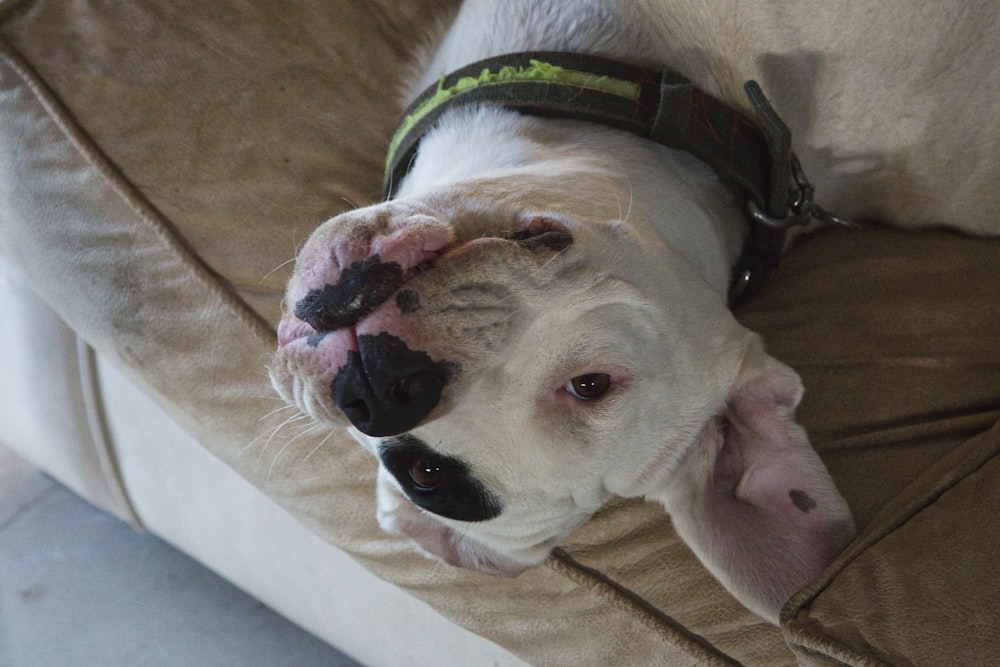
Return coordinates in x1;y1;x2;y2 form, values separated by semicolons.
784;422;1000;663
0;0;33;26
548;548;745;666
75;337;144;527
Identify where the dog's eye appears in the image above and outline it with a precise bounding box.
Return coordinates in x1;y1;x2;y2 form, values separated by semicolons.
567;373;612;400
409;458;442;490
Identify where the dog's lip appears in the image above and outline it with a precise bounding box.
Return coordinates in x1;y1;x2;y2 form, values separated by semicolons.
277;317;318;348
437;221;572;258
276;240;481;347
277;221;571;347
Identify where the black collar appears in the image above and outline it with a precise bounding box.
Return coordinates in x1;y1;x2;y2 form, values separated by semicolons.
384;51;827;306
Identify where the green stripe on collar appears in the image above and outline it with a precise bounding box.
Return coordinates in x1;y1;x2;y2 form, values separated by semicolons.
386;59;642;174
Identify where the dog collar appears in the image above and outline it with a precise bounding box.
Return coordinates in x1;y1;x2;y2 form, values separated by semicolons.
384;51;834;305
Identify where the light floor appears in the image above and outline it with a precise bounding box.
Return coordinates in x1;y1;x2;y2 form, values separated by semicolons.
0;446;360;667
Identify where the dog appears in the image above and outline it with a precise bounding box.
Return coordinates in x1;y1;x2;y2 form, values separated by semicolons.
270;0;1000;622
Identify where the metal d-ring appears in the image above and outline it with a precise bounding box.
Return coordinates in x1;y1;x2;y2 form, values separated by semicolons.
747;154;854;230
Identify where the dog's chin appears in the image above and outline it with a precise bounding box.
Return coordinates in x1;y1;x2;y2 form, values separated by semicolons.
374;480;533;578
382;510;532;578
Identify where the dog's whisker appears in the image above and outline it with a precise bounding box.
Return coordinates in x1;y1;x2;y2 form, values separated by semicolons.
242;412;309;457
338;195;361;211
260;255;299;282
608;173;634;227
261;227;314;285
267;423;324;481
620;174;634;226
301;429;335;464
250;411;311;460
540;247;569;269
242;410;309;456
257;403;297;424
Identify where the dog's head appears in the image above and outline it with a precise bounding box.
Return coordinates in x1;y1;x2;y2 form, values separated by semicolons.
270;124;853;621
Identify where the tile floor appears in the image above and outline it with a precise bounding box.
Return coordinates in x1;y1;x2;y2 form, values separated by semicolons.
0;446;360;667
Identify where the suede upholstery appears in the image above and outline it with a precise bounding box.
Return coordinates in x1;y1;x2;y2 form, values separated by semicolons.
1;0;997;664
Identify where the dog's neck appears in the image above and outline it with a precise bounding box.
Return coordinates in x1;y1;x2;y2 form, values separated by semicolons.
396;106;746;296
398;2;749;296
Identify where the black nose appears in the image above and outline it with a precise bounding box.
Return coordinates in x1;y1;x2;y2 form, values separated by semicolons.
330;333;453;436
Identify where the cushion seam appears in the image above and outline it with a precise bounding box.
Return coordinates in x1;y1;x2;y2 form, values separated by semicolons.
548;547;746;666
783;421;1000;663
0;0;33;27
74;336;144;528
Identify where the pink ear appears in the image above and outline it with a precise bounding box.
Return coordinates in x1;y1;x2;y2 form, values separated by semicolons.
653;356;855;622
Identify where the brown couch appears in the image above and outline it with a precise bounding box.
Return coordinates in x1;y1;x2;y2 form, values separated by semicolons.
2;1;998;664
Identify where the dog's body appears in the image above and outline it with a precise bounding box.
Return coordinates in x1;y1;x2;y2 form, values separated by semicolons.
411;0;1000;234
271;0;1000;622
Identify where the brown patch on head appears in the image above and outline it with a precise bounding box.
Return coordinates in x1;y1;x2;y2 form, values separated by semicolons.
789;489;817;513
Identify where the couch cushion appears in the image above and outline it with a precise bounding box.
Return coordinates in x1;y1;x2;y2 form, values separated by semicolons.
2;1;999;665
735;227;1000;665
784;421;1000;666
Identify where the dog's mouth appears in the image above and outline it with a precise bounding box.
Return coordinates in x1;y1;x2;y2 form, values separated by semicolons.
278;216;572;348
287;254;436;341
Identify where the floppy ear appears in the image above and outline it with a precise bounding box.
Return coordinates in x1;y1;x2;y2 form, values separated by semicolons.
650;355;855;622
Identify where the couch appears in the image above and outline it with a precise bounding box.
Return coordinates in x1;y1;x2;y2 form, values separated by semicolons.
1;1;998;665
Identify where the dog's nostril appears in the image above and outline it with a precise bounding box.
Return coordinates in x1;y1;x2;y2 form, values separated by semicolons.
391;371;444;406
341;400;371;426
390;378;410;405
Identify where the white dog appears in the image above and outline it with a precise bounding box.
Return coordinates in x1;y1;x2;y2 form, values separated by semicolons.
271;0;1000;622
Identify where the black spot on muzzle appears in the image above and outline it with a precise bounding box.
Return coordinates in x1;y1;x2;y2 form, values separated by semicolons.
330;333;456;436
395;288;421;313
294;256;405;332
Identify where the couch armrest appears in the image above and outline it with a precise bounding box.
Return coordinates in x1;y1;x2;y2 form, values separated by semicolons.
0;257;136;523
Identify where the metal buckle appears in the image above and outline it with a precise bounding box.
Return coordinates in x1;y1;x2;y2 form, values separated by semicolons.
747;155;853;230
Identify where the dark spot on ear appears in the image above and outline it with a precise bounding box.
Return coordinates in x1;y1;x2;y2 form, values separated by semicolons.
789;489;817;513
306;333;327;347
396;288;420;313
